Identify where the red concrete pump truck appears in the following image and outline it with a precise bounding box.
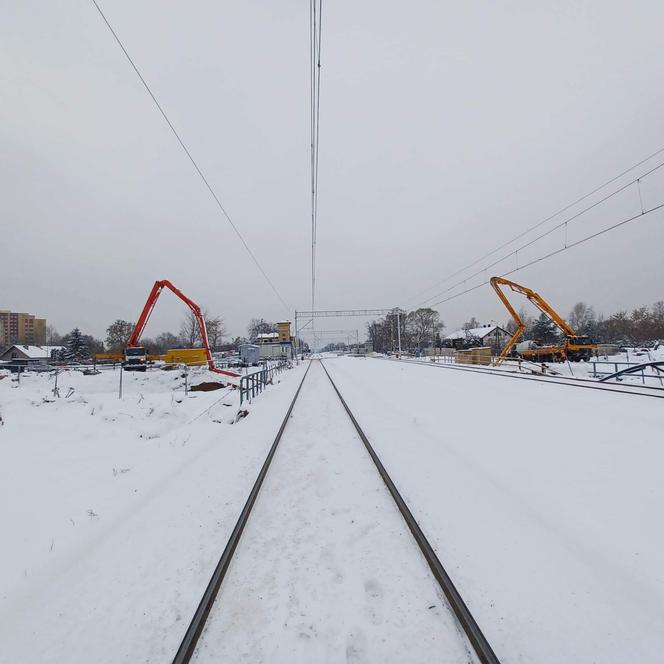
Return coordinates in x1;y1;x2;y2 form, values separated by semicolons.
123;279;240;378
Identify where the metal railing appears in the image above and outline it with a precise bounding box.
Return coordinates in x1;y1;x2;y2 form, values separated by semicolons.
593;361;664;385
239;360;291;404
425;355;664;384
428;354;455;364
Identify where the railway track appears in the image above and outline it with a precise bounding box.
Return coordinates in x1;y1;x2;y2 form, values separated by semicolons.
172;359;500;664
391;357;664;399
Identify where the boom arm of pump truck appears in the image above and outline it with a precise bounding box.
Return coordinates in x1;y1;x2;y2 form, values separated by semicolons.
490;276;577;364
127;279;240;378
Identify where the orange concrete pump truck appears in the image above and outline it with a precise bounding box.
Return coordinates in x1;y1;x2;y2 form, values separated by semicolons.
123;279;240;378
491;276;597;365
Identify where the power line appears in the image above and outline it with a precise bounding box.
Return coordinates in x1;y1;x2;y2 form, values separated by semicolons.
428;200;664;308
90;0;289;312
405;145;664;307
415;159;664;309
310;0;323;330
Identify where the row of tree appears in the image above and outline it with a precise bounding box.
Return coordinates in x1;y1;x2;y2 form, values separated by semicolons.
367;308;444;353
41;299;664;363
42;309;228;362
104;311;227;353
367;299;664;354
320;342;352;353
48;328;103;363
43;314;292;362
503;301;664;345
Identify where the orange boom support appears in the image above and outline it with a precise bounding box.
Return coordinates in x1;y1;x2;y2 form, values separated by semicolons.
490;276;597;364
128;279;240;378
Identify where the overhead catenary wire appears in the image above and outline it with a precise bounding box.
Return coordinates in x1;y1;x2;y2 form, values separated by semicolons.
415;159;664;309
405;145;664;307
309;0;323;330
427;199;664;308
89;0;290;312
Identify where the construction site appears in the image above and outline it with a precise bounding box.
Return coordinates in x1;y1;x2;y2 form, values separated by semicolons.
2;3;664;664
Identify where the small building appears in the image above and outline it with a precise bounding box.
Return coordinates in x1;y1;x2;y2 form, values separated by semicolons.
239;344;261;365
258;343;293;361
253;322;293;345
251;322;294;360
0;344;64;369
445;324;510;352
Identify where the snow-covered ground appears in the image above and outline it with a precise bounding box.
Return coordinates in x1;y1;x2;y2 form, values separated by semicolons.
0;363;306;663
2;357;662;662
192;360;473;663
423;346;664;386
554;347;664;383
324;356;664;662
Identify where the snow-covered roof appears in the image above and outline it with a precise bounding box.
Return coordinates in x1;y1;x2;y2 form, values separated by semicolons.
256;332;279;339
445;325;504;340
5;345;64;358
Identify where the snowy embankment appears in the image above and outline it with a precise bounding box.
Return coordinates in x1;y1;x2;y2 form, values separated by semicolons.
0;363;306;663
324;356;664;663
554;346;664;381
422;346;664;385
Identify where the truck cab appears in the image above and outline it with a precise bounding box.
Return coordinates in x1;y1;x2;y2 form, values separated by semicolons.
565;336;597;362
123;346;147;371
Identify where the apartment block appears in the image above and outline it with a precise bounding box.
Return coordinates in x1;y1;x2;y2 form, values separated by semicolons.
0;310;47;347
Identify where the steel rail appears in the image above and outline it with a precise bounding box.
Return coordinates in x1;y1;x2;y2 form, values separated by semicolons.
388;358;664;399
171;362;312;664
319;360;501;664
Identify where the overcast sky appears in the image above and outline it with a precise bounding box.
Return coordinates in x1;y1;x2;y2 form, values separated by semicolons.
2;1;663;343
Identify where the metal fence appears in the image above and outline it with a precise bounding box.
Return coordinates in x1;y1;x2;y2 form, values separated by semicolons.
428;354;455;364
591;361;664;385
239;360;291;405
425;355;664;384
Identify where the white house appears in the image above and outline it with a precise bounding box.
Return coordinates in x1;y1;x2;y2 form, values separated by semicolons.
445;324;510;351
0;345;64;368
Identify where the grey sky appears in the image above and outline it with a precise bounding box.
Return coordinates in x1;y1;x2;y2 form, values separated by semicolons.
2;1;663;342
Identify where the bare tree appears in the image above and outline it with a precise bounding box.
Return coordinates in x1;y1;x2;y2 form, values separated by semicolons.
142;332;179;354
630;306;651;344
568;302;596;335
205;314;227;350
407;308;444;351
180;309;226;349
367;310;407;353
105;319;135;351
155;332;180;352
180;311;201;348
46;324;62;345
653;301;664;340
248;318;276;339
603;310;631;342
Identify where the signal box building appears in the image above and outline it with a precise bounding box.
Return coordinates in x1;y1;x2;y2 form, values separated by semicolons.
251;321;294;359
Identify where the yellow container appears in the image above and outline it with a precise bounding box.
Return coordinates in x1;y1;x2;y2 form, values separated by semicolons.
164;348;207;366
